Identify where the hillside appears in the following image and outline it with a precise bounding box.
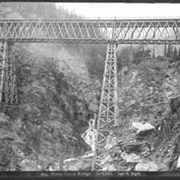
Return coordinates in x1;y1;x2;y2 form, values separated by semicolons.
64;55;180;171
0;2;102;171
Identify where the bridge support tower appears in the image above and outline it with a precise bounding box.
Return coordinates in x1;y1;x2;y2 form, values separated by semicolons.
92;41;119;170
0;41;18;105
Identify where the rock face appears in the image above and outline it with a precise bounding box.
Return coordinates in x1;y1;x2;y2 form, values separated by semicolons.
0;43;97;170
92;59;180;171
0;4;101;171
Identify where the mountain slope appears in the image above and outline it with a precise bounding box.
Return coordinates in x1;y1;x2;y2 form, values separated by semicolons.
0;3;101;171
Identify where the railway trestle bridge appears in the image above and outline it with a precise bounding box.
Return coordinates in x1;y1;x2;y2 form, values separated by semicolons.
1;18;180;170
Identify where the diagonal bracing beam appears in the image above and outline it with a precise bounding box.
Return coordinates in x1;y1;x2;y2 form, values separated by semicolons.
92;41;119;171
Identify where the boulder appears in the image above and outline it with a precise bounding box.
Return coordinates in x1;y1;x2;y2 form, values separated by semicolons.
102;164;116;171
121;152;142;163
132;122;155;134
122;142;150;154
135;161;158;171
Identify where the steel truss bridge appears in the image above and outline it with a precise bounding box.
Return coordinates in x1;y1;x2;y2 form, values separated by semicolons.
1;18;180;171
1;19;180;44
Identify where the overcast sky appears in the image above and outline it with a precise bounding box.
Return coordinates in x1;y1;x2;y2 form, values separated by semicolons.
56;3;180;19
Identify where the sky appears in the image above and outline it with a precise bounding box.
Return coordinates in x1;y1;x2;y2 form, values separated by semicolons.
56;3;180;19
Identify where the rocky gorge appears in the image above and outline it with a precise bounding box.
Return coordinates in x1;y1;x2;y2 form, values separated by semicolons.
63;57;180;171
1;2;180;172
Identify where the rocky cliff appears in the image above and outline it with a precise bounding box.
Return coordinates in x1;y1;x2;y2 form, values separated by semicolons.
0;43;100;170
64;57;180;171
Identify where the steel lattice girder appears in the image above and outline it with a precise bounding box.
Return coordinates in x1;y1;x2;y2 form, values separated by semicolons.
92;42;118;171
1;19;180;44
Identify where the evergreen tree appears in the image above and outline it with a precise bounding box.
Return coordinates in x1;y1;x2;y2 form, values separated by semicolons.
152;49;155;59
167;44;172;57
164;44;167;56
178;48;180;59
170;45;174;58
144;49;151;58
173;47;178;59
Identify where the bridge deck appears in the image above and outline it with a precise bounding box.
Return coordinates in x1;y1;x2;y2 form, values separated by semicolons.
0;19;180;44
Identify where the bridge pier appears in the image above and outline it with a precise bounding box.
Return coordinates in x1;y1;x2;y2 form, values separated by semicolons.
0;41;18;105
0;41;7;103
92;41;119;170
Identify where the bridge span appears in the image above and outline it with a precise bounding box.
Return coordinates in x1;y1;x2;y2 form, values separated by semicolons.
1;18;180;171
1;19;180;44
